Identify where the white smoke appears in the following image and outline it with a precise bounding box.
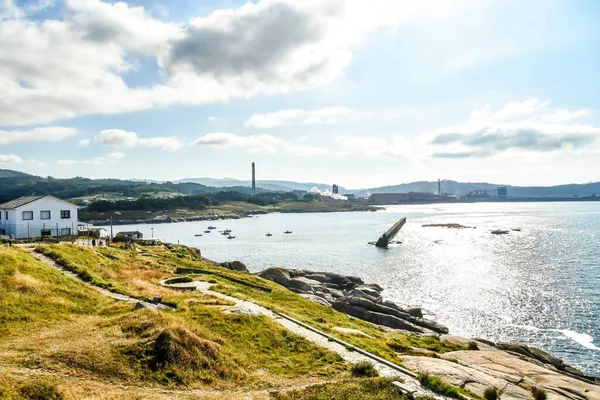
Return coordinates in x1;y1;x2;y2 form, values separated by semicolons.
310;187;348;201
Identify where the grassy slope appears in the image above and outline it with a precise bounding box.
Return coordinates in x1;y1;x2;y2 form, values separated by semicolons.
0;246;351;399
32;244;465;361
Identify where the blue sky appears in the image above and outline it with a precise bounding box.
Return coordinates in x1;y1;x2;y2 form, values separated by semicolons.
1;0;599;189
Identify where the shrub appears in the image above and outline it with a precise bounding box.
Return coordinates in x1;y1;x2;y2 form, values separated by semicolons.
484;387;498;400
19;380;64;400
418;373;461;398
350;361;379;378
531;387;547;400
467;341;479;350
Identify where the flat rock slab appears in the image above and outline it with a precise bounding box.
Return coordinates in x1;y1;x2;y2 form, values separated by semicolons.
403;350;600;400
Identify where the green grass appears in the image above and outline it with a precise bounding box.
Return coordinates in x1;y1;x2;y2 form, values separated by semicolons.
0;245;350;395
35;245;134;297
0;247;116;336
418;373;461;399
351;361;379;377
270;377;411;400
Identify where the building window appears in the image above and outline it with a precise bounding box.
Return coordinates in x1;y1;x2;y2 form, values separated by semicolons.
61;210;71;219
41;210;51;220
22;211;33;220
60;228;71;236
41;229;52;237
5;211;9;220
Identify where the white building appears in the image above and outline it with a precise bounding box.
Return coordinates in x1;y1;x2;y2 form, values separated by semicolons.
0;195;79;239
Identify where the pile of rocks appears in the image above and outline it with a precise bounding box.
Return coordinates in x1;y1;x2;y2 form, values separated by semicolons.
257;267;448;334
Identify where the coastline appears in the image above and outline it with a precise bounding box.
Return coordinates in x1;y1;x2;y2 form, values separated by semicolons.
81;201;380;226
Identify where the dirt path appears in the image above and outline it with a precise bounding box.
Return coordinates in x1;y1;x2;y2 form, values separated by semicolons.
162;280;443;398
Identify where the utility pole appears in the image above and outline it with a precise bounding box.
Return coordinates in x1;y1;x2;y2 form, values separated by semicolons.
110;217;113;240
151;227;154;238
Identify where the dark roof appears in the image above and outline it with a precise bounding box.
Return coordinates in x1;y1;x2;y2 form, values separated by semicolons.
0;195;46;210
116;231;143;236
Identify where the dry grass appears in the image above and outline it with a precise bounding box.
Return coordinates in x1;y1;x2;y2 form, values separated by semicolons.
0;245;349;398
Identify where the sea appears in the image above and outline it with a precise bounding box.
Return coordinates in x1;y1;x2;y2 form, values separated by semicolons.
116;202;600;376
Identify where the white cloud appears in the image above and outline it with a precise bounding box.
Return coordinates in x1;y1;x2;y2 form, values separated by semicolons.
57;159;78;166
58;152;126;166
0;0;460;126
95;129;182;151
427;99;599;158
0;0;23;20
244;107;363;129
29;158;47;167
191;132;329;156
0;154;23;164
78;139;91;147
0;127;78;144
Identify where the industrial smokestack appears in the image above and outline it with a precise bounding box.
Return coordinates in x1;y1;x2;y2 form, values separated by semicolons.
252;162;256;195
438;179;441;196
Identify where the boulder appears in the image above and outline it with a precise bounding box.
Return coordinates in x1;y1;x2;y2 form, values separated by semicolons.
258;267;293;286
304;273;328;282
220;260;249;273
299;293;332;307
331;301;424;333
347;288;382;303
150;295;163;304
287;277;321;293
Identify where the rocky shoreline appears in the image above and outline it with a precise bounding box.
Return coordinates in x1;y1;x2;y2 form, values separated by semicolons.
241;266;599;386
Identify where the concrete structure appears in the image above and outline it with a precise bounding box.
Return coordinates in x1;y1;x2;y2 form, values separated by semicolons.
376;217;407;248
252;162;256;195
497;186;508;197
0;195;78;239
116;231;143;240
332;184;339;194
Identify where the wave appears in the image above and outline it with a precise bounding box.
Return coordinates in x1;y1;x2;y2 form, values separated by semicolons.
505;325;599;350
557;330;600;350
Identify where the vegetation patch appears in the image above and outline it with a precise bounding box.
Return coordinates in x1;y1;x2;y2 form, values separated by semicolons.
418;373;461;398
270;377;411;400
484;387;498;400
350;361;379;377
531;386;547;400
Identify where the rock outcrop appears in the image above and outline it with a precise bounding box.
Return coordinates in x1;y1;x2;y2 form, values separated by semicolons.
219;261;249;273
257;267;448;334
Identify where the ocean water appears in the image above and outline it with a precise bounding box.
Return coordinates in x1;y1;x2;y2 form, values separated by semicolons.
117;202;600;376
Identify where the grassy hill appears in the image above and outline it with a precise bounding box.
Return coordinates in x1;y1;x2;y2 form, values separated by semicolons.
0;169;31;179
0;244;437;399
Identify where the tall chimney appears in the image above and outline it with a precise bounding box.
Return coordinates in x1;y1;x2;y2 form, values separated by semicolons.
438;179;441;196
252;162;256;195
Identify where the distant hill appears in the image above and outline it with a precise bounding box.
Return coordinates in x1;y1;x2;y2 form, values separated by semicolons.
0;169;32;178
178;177;343;193
352;180;600;198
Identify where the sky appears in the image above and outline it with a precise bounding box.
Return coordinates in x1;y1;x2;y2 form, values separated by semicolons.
1;0;599;189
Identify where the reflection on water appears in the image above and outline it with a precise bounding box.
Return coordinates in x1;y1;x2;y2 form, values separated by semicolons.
117;202;600;375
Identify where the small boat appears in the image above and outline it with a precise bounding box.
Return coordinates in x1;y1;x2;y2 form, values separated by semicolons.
223;229;232;234
221;231;229;235
227;235;236;239
195;234;203;237
204;230;211;233
208;226;216;230
284;230;292;234
266;233;273;237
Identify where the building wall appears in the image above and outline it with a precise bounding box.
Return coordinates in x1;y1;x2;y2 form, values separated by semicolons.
0;197;78;239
